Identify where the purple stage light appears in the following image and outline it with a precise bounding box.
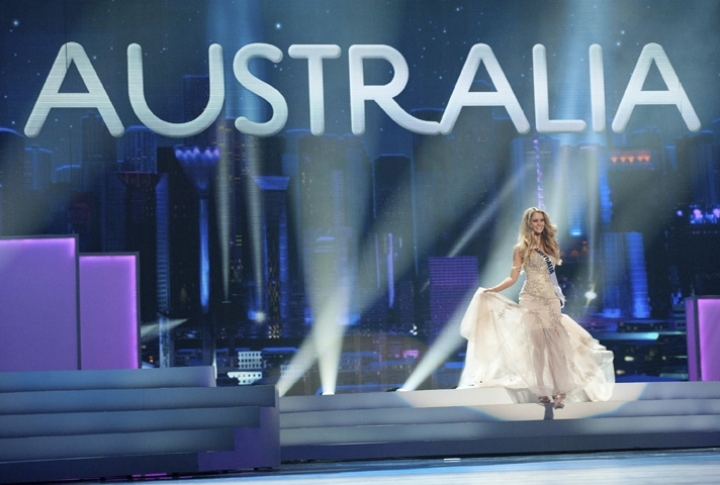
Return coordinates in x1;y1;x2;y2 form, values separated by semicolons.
79;254;139;369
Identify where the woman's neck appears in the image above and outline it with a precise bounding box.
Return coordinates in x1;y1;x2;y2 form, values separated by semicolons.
533;235;542;248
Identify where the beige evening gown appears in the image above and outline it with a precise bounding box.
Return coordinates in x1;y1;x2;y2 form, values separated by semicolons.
459;249;615;402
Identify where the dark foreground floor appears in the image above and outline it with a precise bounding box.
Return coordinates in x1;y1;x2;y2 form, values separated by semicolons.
71;448;720;485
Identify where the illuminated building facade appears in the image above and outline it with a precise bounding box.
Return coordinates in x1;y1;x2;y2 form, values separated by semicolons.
427;256;478;341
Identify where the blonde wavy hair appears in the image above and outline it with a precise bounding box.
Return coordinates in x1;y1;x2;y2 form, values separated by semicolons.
515;207;562;265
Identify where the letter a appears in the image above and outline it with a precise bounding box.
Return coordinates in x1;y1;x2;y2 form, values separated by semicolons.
25;42;124;138
612;43;700;133
441;44;530;135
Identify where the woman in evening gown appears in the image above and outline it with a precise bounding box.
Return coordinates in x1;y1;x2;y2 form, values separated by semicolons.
458;207;614;409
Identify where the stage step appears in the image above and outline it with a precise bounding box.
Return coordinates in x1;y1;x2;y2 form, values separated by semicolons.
0;367;279;484
279;382;720;461
0;385;274;414
281;398;720;429
0;404;259;441
0;365;215;391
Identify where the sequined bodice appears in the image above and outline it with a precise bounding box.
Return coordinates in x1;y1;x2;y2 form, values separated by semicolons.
520;250;558;300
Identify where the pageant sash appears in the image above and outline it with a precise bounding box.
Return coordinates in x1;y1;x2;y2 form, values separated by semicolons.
534;248;566;307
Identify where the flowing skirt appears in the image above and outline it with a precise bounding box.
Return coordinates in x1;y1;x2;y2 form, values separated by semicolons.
458;288;615;402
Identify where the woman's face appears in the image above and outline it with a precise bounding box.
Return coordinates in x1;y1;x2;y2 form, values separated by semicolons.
528;211;545;235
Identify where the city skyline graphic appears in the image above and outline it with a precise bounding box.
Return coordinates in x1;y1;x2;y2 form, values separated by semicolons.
1;0;719;394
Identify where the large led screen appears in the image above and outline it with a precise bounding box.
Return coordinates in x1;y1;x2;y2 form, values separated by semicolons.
1;0;719;392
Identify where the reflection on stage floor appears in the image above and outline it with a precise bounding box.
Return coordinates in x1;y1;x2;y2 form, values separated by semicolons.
72;448;720;485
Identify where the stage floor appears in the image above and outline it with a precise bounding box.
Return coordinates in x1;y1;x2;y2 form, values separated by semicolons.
68;448;720;484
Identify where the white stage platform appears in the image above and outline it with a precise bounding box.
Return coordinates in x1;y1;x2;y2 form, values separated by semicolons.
279;382;720;462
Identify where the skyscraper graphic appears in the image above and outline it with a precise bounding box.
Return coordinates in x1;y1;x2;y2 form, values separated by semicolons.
667;128;720;298
565;143;605;239
81;112;116;193
229;130;289;337
253;175;292;338
298;134;371;328
603;143;660;318
667;207;720;297
0;128;26;236
373;154;415;333
114;126;160;321
24;144;52;192
106;125;159;253
156;147;199;319
116;171;161;323
79;112;117;252
175;145;219;367
175;146;219;315
122;125;158;173
413;135;457;259
686;131;718;208
428;256;478;341
602;232;650;318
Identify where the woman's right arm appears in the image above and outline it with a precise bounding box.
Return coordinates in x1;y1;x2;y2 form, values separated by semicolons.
485;247;522;293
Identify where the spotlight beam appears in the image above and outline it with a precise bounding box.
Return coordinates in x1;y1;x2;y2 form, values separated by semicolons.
275;286;350;396
140;318;187;341
400;297;468;391
276;336;318;396
405;168;533;390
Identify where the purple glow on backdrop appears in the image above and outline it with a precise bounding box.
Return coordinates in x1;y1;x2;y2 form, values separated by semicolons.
698;298;720;381
79;254;139;369
0;237;79;371
686;298;699;381
685;298;700;381
686;296;720;381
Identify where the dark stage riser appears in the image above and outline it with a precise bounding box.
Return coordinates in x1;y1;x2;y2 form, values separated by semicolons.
0;367;279;484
